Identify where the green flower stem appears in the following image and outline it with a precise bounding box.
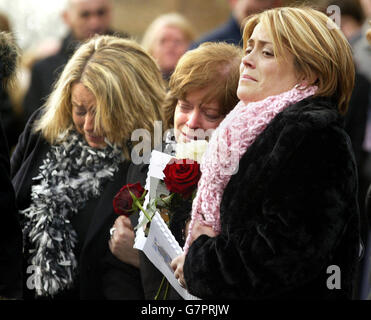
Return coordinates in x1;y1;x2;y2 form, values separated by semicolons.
154;276;166;300
160;193;175;207
134;199;152;222
163;280;169;299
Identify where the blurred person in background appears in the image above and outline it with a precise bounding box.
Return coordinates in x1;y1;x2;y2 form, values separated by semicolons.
141;13;195;82
0;12;23;151
329;1;371;301
325;0;370;223
353;0;371;82
326;0;365;45
190;0;282;49
365;20;371;301
355;0;371;207
22;0;128;123
361;19;371;301
0;31;22;300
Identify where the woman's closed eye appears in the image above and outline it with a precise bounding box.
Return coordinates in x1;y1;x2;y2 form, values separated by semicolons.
73;105;97;117
245;45;274;57
201;108;222;121
73;107;87;116
178;103;193;112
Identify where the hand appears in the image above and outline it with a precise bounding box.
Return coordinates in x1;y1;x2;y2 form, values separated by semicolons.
108;215;139;268
187;219;217;247
171;253;186;288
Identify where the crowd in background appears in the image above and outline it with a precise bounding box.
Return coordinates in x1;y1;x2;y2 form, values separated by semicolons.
0;0;370;300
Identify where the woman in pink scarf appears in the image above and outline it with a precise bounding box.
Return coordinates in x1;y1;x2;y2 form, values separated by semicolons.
171;7;362;299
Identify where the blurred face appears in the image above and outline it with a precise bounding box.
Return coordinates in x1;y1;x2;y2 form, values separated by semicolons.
237;23;299;104
233;0;281;23
174;87;224;143
359;0;371;18
340;15;362;40
64;0;112;41
152;25;190;75
71;82;106;148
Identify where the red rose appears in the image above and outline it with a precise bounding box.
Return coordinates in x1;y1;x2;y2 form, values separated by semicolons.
113;182;145;216
163;159;201;199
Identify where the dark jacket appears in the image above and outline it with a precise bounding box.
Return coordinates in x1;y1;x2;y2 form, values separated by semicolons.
344;72;370;239
0;87;22;149
184;97;362;299
0;120;22;299
11;111;144;299
22;34;78;122
189;15;242;50
344;72;370;169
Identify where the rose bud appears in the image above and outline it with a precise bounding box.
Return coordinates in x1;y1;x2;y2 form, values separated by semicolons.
113;182;145;216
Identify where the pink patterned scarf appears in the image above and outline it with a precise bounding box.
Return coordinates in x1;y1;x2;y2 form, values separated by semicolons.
184;85;317;251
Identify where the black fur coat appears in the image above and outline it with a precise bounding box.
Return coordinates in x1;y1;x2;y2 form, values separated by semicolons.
183;97;361;299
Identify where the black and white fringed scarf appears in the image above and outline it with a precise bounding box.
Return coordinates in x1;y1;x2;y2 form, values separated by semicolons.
21;130;124;297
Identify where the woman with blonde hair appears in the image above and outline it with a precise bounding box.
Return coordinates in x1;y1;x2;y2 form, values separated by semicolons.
11;35;166;299
141;13;195;81
172;6;362;299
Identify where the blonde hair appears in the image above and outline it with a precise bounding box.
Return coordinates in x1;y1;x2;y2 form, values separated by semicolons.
367;20;371;44
163;42;243;129
141;13;195;55
242;6;355;114
34;35;166;160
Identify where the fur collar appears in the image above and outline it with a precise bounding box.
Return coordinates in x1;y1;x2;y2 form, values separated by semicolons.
21;130;123;297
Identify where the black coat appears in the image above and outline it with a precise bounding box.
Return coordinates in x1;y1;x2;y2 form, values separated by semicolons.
184;97;362;299
344;72;370;168
0;120;22;299
0;87;22;149
11;112;144;299
22;34;78;122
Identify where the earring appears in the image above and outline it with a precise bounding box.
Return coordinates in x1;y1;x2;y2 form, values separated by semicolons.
294;83;305;90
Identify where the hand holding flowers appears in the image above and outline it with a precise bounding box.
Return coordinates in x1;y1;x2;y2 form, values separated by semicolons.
108;215;139;268
109;183;148;267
